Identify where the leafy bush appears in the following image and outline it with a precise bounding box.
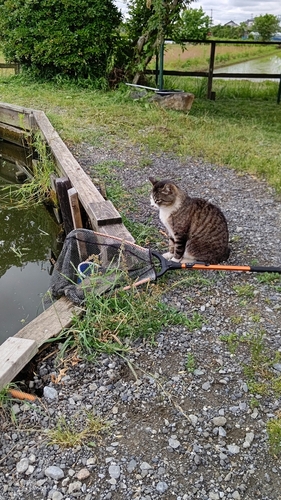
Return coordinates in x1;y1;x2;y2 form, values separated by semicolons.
0;0;122;82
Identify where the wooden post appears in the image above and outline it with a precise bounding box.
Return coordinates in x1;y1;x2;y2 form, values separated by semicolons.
55;177;73;235
68;187;86;261
68;187;83;229
277;77;281;104
159;43;164;91
207;41;216;100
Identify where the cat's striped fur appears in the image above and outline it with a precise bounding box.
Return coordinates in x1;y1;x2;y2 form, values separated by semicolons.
149;177;230;264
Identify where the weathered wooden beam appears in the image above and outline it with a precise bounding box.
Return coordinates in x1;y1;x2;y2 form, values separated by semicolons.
0;122;32;147
0;102;34;130
0;337;38;390
14;297;82;346
32;110;105;209
55;177;74;235
33;110;134;240
88;201;122;227
68;187;83;229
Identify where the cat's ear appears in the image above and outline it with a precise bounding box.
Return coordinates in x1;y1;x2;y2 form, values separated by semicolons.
162;183;174;195
149;177;158;185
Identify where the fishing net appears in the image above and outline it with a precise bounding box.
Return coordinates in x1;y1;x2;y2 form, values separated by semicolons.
50;229;157;305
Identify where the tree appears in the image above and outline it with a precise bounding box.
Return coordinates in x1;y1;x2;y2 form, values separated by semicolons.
0;0;122;83
172;7;210;42
211;23;242;40
125;0;194;83
252;14;280;41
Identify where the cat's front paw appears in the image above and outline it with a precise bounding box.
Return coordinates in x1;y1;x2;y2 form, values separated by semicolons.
171;257;181;263
162;252;174;260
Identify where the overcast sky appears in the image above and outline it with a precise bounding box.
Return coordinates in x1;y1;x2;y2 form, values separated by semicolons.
114;1;281;26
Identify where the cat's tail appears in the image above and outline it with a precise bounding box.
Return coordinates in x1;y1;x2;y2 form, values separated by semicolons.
223;247;231;261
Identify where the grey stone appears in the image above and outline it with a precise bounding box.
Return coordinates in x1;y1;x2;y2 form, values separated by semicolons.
168;437;181;449
243;432;255;448
212;416;227;426
108;465;121;479
45;466;64;480
156;481;168;493
151;92;195;113
51;491;64;500
68;481;82;493
127;459;137;473
16;458;29;473
227;444;240;454
43;386;58;401
202;381;211;391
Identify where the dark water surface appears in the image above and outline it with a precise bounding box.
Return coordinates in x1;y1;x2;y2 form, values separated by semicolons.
0;151;61;344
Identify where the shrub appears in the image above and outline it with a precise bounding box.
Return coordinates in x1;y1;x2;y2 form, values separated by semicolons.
0;0;122;82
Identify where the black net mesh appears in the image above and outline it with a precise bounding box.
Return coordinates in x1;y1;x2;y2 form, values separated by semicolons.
50;229;156;305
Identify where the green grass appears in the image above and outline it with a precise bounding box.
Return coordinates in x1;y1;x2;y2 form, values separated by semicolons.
220;330;281;403
0;70;280;192
267;417;281;456
185;352;196;373
57;272;203;360
46;411;110;448
233;284;255;298
0;133;57;209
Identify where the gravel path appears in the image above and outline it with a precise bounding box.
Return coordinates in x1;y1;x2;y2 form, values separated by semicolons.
1;143;281;500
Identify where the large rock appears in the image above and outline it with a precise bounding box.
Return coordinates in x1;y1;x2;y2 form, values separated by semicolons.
151;91;195;113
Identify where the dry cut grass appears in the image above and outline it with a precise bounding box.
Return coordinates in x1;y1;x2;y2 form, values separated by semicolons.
161;43;279;70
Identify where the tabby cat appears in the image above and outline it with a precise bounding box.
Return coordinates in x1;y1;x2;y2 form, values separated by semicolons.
149;177;230;264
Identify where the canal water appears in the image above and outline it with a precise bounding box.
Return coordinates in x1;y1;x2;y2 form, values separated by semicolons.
0;150;61;344
214;53;281;81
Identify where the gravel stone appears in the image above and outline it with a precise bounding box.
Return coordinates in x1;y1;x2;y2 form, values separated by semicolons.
44;466;64;480
108;465;121;479
212;417;227;426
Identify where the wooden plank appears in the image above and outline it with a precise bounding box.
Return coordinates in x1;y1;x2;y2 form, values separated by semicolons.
33;110;134;239
0;102;34;130
68;187;87;260
0;122;32;147
97;223;135;242
88;201;122;227
68;187;83;229
56;177;73;235
33;110;105;213
14;297;82;346
0;337;38;390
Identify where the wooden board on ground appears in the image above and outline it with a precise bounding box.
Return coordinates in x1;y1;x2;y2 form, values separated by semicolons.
0;337;38;390
14;297;82;347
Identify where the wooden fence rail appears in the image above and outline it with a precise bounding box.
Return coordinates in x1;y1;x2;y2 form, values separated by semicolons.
0;62;20;74
147;39;281;103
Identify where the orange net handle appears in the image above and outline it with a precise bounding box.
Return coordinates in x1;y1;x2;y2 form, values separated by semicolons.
8;389;37;402
183;264;251;272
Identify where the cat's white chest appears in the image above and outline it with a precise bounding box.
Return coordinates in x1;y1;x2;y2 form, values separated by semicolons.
159;206;175;238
